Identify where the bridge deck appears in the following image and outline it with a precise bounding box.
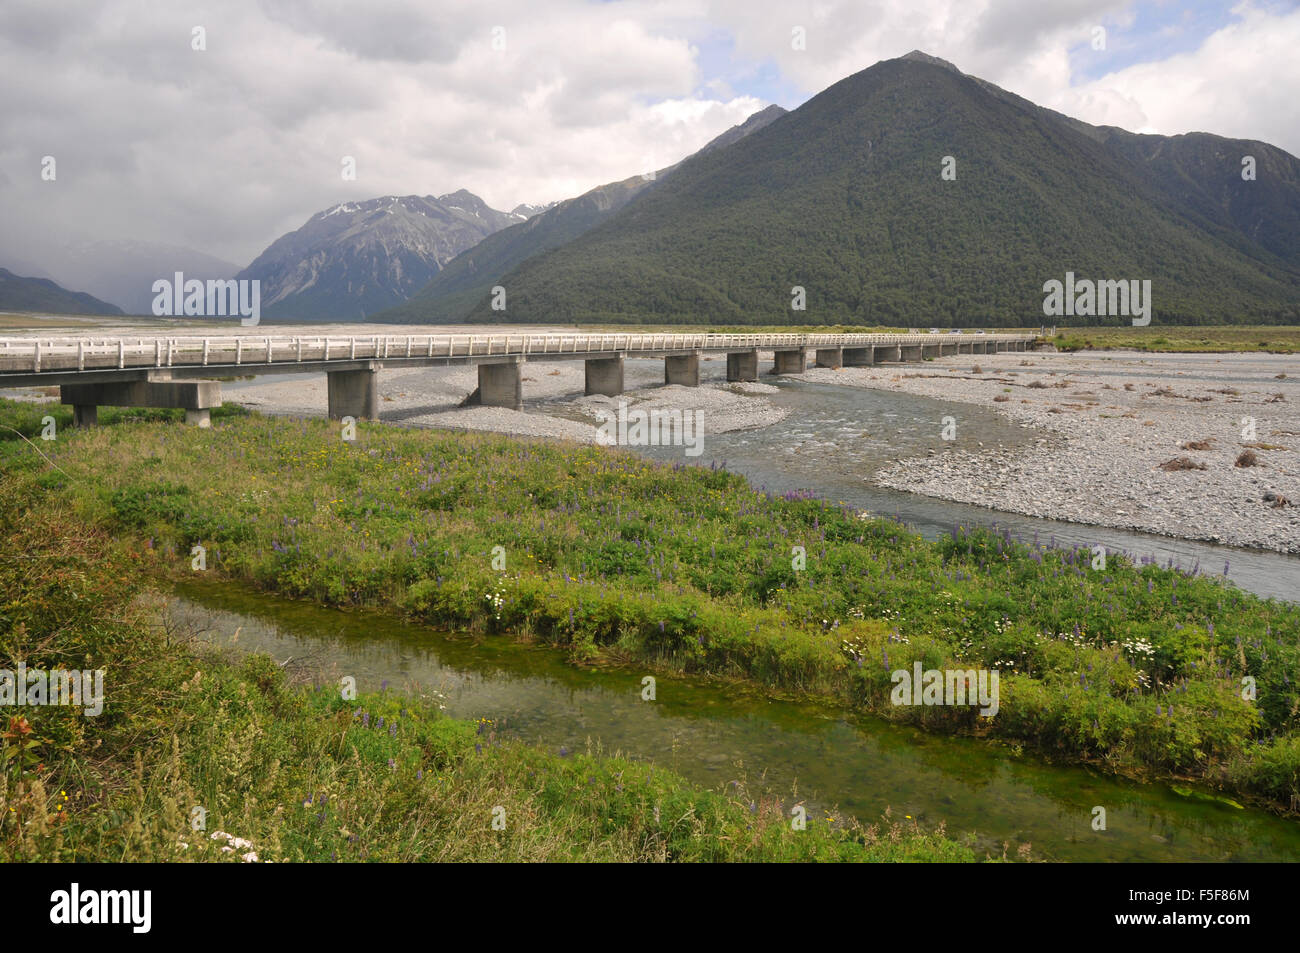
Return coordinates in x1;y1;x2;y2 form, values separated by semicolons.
0;331;1035;387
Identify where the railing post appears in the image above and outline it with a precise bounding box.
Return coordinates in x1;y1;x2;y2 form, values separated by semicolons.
202;339;210;366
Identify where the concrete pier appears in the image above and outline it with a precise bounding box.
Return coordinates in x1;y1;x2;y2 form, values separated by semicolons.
327;364;379;420
61;379;221;427
843;347;872;366
773;348;808;374
814;347;843;369
476;359;523;411
664;352;701;387
726;349;758;382
585;354;624;396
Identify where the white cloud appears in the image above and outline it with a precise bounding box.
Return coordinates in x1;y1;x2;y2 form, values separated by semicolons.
1049;1;1300;150
0;0;1294;279
0;0;761;269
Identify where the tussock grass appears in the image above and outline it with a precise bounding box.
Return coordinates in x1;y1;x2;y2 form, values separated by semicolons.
1158;457;1207;471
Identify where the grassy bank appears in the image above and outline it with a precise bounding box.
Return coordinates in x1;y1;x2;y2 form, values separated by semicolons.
1052;325;1300;354
0;438;968;861
2;400;1297;812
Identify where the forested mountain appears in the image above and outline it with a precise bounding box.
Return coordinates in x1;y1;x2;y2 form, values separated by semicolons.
448;52;1300;326
0;268;124;316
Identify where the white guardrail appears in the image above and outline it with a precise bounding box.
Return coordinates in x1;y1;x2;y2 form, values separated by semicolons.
0;332;1035;375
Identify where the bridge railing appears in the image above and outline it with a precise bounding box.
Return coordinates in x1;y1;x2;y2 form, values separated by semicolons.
0;331;1035;375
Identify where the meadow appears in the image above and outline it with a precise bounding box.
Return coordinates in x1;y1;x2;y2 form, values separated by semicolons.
1052;325;1300;353
0;411;967;862
1;399;1297;814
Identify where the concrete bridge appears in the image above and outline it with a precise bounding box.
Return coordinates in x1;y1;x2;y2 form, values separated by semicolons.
0;331;1037;426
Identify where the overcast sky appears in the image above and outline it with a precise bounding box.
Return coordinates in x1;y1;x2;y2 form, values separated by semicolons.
1;0;1296;273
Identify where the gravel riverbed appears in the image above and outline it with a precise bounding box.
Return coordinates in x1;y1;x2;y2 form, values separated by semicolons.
797;350;1299;555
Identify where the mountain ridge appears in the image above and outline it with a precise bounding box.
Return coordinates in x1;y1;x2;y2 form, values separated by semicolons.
237;191;521;321
0;267;125;316
449;53;1300;326
373;103;789;324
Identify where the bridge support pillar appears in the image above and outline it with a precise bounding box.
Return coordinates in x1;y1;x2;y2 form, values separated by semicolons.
726;349;758;382
773;348;808;374
874;344;901;363
900;344;923;362
61;380;221;427
843;347;872;366
327;364;379;420
476;359;523;411
814;347;843;369
585;354;624;396
664;352;701;387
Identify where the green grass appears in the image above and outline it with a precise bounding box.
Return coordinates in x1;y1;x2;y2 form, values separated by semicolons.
0;461;971;862
2;401;1297;811
1052;325;1300;353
